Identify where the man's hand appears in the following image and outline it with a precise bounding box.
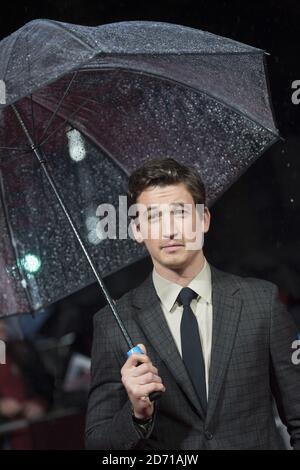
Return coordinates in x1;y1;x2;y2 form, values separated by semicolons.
121;344;166;420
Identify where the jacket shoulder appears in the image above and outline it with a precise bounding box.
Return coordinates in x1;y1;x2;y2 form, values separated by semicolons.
210;264;278;298
93;273;150;325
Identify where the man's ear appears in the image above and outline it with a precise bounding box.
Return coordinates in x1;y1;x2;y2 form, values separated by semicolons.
203;206;211;233
130;219;144;244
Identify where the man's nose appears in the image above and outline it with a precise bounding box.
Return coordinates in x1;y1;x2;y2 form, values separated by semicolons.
161;212;179;239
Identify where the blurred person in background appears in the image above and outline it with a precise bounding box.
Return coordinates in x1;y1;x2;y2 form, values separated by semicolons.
0;320;54;449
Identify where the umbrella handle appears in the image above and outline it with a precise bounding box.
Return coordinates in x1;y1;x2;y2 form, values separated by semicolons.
127;346;162;402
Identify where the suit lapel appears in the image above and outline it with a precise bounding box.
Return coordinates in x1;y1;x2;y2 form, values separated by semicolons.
131;265;243;423
132;273;205;419
206;266;243;424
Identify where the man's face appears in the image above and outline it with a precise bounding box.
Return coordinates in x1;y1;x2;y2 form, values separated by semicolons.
131;183;210;271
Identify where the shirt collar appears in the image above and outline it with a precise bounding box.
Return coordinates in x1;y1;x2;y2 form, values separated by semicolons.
152;257;212;313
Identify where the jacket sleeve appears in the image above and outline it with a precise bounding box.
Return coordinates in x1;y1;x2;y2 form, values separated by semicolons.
85;306;157;450
269;284;300;450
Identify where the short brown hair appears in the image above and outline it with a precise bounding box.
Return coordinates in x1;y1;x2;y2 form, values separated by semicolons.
127;158;206;209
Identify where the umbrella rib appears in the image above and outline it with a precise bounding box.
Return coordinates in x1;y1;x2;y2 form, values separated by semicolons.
37;96;90;148
262;54;280;135
25;33;37;146
0;146;29;151
39;71;78;144
40;19;96;51
26;94;132;179
29;94;36;145
0;169;35;312
2;27;24;85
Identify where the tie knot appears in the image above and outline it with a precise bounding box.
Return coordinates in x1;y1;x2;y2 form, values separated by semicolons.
178;287;198;307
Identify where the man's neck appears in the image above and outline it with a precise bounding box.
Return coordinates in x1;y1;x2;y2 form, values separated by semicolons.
153;252;206;287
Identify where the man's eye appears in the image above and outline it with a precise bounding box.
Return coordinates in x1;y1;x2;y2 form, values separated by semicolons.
148;213;159;221
174;209;186;216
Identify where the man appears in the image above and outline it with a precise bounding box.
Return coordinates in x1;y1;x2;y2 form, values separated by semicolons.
85;158;300;450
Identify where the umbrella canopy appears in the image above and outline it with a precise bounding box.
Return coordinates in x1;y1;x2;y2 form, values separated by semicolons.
0;20;279;317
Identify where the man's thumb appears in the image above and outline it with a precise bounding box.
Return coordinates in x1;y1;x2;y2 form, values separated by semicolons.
137;343;147;355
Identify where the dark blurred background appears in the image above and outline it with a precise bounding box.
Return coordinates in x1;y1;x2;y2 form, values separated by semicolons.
0;0;299;449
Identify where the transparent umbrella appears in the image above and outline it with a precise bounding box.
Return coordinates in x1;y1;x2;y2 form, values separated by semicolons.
0;20;278;345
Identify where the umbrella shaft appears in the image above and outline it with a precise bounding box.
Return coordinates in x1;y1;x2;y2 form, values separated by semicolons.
11;104;134;350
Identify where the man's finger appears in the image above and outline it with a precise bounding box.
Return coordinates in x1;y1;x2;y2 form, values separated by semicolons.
137;373;163;385
124;351;150;369
132;363;158;377
137;343;147;355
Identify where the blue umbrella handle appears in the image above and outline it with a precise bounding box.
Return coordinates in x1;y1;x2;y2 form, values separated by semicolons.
127;346;162;402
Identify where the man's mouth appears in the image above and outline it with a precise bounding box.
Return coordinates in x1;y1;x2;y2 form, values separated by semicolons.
161;243;184;252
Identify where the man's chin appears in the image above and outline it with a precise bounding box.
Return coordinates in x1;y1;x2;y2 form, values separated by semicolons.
159;254;188;269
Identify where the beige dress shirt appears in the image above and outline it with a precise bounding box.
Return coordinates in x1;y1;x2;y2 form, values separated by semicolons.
152;258;212;397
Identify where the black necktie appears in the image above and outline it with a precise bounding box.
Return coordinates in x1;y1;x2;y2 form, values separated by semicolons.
178;287;207;414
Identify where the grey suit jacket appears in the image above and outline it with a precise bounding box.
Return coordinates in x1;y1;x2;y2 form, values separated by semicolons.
85;265;300;450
